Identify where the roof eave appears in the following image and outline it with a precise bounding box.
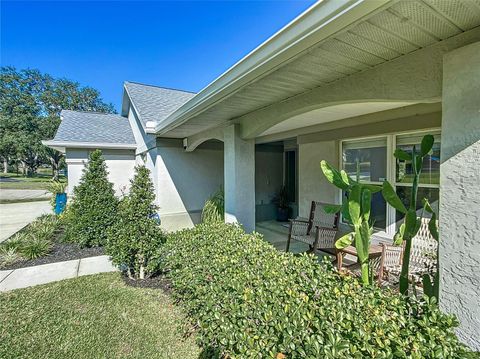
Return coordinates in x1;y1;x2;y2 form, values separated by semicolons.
42;140;137;152
154;0;393;135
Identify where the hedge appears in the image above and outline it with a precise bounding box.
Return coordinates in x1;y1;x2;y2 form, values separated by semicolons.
152;223;475;358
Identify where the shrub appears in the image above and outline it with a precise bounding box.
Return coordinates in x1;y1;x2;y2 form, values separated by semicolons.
0;215;60;266
20;235;52;260
201;200;222;224
65;150;118;247
153;223;475;358
202;187;224;224
106;165;165;280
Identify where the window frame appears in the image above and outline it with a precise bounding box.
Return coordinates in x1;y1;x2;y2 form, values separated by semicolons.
339;128;441;237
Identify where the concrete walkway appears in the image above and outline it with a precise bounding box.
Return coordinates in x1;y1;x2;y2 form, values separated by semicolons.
0;255;118;292
0;201;52;242
0;189;51;201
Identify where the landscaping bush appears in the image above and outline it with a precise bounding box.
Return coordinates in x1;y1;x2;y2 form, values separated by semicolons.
201;187;224;224
153;223;475;358
0;215;60;266
65;150;118;247
106;165;165;279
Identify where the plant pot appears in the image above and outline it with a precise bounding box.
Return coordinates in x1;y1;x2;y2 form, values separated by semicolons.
276;207;289;222
55;192;67;215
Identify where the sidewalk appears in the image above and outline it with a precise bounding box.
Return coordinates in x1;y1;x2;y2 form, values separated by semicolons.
0;255;118;292
0;201;52;242
0;189;51;201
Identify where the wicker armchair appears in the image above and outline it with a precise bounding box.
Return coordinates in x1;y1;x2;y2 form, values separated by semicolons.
346;244;402;286
382;217;437;284
285;201;339;254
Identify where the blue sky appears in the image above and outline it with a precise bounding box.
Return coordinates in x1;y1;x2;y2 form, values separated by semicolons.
1;1;315;111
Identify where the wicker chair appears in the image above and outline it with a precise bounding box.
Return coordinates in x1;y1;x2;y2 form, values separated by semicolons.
383;217;437;284
285;201;339;254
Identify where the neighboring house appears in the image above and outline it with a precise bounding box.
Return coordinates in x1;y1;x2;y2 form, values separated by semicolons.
44;0;480;349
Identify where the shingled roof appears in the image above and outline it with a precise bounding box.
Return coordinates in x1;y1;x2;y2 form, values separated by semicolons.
44;110;136;150
124;81;196;127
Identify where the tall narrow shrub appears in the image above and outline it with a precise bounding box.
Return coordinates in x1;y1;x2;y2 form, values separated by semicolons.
106;165;164;279
66;150;118;247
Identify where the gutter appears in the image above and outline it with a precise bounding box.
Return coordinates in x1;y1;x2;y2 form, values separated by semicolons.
154;0;393;135
42;140;137;152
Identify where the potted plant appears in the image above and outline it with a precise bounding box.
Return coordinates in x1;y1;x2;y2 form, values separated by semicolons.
47;180;68;215
273;186;289;222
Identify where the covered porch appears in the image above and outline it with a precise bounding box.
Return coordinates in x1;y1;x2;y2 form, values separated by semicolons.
155;0;480;348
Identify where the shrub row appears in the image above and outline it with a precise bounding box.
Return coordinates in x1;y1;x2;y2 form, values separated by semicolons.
61;150;164;279
152;223;475;358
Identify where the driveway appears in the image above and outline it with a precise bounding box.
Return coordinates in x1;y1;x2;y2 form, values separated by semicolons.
0;201;52;242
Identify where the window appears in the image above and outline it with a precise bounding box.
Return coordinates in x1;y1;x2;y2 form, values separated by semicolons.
341;138;387;230
394;133;440;228
340;130;441;235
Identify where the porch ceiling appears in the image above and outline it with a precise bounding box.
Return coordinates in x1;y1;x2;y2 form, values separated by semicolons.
158;0;480;139
260;101;416;136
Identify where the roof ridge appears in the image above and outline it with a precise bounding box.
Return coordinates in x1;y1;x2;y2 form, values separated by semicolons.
61;109;125;117
124;81;196;94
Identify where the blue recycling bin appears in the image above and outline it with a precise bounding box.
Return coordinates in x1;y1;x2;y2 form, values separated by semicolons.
55;193;67;215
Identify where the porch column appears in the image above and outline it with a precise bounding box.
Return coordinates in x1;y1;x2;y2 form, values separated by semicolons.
440;41;480;350
224;124;255;232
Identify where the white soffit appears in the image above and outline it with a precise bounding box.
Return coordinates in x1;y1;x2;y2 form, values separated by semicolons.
159;0;480;139
261;101;416;136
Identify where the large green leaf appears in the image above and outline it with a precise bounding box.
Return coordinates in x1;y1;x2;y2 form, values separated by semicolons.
335;232;354;249
320;160;349;190
394;222;405;245
394;148;412;161
423;198;435;213
341;201;351;223
349;184;361;225
382;181;407;214
362;184;382;193
361;187;371;222
356;221;370;263
340;170;352;187
323;204;342;214
420;134;434;157
428;213;439;241
404;209;418;239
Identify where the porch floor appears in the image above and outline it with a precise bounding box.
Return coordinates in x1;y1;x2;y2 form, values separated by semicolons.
256;220;354;265
256;220;336;260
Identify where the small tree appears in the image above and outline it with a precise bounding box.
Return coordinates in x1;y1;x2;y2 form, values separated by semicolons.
66;150;118;247
106;165;164;280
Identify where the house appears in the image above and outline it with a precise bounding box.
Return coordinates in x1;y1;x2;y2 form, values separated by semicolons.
44;0;480;349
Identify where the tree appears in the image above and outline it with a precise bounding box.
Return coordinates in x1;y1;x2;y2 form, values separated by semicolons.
106;165;164;280
0;66;115;177
66;150;118;247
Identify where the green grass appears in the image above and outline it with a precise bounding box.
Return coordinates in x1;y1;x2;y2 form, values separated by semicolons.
0;273;201;359
0;172;66;190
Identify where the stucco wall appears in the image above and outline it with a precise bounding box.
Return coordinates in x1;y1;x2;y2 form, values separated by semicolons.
155;139;224;231
298;140;338;218
65;148;136;196
439;41;480;350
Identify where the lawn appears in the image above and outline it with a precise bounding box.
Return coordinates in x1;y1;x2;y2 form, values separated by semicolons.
0;172;66;190
0;273;201;359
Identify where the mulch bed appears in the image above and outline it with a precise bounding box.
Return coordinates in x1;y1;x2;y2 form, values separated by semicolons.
2;227;105;270
122;274;173;295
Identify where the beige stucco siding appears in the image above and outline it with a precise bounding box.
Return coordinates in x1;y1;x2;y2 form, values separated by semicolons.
154;140;224;231
65;148;136;196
